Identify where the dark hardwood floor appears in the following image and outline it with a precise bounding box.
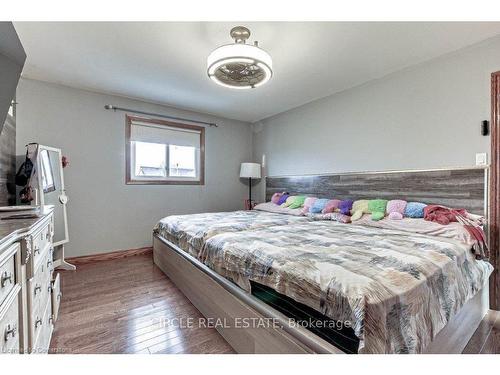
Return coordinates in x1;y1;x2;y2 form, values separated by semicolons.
463;309;500;354
49;253;234;354
50;253;499;354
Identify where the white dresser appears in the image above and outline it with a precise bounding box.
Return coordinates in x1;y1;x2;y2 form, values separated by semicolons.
0;207;60;354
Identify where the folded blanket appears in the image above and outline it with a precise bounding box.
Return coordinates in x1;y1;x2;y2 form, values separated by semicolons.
424;204;465;225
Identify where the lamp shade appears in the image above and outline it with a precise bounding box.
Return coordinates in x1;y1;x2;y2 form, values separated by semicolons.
240;163;261;179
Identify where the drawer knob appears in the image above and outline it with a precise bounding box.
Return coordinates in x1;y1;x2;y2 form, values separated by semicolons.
1;271;13;288
35;317;42;329
34;284;42;295
4;323;17;342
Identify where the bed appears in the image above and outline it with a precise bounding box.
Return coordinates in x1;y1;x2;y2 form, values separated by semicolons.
152;167;492;354
153;207;307;257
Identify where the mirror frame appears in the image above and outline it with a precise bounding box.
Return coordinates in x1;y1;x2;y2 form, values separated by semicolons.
36;144;69;247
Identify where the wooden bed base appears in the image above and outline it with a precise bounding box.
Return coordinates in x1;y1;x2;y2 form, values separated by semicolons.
153;235;489;354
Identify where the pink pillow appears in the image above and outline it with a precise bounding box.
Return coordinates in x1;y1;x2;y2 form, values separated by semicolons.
387;200;407;220
301;197;318;214
271;192;283;204
322;199;341;214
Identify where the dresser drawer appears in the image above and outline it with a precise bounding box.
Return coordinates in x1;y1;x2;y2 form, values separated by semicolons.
51;273;61;323
31;297;53;354
25;219;52;277
0;288;20;354
28;247;53;347
0;243;18;307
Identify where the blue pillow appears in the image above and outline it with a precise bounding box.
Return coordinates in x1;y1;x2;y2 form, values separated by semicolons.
404;202;427;218
310;199;330;214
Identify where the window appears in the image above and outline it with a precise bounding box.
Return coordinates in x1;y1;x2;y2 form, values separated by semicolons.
126;116;205;185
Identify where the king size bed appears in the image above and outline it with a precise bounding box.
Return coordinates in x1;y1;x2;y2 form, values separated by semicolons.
152;167;493;354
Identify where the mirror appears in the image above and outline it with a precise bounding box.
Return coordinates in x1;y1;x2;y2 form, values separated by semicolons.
37;145;69;246
40;150;56;193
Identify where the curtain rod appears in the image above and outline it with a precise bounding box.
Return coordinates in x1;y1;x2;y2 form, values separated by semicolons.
104;104;218;127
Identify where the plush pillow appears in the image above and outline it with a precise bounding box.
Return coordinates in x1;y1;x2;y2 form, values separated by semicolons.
301;197;318;214
307;212;351;223
351;200;369;221
276;194;289;206
282;196;297;207
368;199;388;221
288;195;306;209
310;198;330;214
387;200;407;220
404;202;427;218
271;192;284;205
338;200;353;215
322;199;341;214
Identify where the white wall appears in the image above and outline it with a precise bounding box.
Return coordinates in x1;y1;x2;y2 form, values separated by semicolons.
16;78;253;257
253;36;500;200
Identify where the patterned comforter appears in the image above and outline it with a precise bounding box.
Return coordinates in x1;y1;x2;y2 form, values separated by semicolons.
200;220;493;354
153;210;308;257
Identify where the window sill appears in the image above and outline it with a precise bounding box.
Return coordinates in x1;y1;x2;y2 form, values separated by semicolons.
126;179;204;186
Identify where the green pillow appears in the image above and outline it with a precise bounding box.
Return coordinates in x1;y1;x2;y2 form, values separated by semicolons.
368;199;388;221
282;196;297;207
288;196;306;209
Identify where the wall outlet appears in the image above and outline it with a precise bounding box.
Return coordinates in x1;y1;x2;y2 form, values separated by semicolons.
475;153;487;166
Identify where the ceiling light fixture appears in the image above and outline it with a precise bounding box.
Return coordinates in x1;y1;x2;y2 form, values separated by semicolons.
207;26;273;89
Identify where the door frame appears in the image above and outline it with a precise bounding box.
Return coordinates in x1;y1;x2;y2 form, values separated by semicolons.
490;71;500;310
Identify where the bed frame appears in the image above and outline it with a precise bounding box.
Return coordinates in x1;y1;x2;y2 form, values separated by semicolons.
153;166;491;354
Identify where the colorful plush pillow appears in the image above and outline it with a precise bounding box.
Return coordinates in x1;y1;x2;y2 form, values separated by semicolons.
276;194;289;206
404;202;427;218
301;197;318;214
368;199;388;221
386;200;407;220
282;196;297;207
271;192;284;205
351;200;369;221
310;198;330;213
322;199;341;214
339;200;353;215
288;195;306;209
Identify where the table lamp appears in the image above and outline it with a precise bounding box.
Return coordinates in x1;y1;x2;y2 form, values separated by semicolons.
240;162;261;209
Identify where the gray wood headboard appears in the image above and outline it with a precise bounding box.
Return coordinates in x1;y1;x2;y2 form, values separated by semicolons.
265;167;488;216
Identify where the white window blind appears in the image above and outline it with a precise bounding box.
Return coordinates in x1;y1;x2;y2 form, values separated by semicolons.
130;121;201;148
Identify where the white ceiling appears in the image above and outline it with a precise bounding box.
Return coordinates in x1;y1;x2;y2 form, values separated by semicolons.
14;22;500;123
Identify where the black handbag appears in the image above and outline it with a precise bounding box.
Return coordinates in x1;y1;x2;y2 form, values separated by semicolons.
15;150;34;187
